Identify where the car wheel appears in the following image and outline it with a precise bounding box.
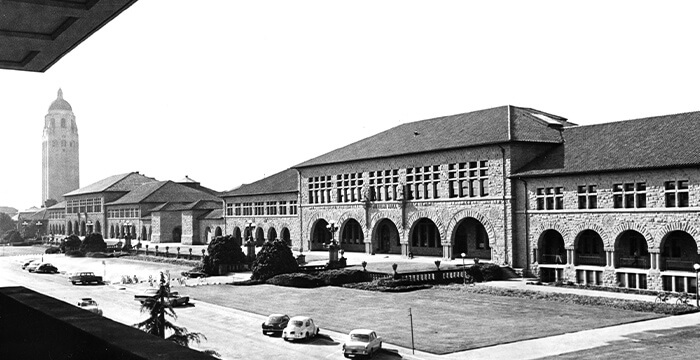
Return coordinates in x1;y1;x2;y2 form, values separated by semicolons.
343;354;350;359
71;281;76;285
305;332;309;339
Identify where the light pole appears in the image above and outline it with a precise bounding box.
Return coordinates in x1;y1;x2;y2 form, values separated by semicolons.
86;220;93;234
36;221;43;239
694;263;700;307
461;252;467;285
123;221;132;249
245;221;256;261
326;221;339;263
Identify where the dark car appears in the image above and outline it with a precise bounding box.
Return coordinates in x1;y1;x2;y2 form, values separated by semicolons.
262;314;290;336
21;259;38;270
181;270;208;278
33;263;58;274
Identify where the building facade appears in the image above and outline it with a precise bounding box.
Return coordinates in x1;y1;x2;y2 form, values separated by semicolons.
42;89;79;204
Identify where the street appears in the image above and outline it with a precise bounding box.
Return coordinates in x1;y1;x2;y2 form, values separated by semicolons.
0;254;413;360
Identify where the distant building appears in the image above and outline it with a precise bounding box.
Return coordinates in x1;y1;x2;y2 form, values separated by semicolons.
42;89;79;204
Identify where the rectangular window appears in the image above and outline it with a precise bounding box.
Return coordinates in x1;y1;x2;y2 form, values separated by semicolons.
289;200;298;215
266;201;277;215
368;169;398;202
242;202;252;216
613;182;646;209
665;180;689;208
226;203;233;216
336;173;364;203
278;201;287;215
94;198;102;213
536;186;563;210
309;175;333;204
448;161;488;198
405;165;440;200
254;202;264;216
234;203;242;216
577;184;597;209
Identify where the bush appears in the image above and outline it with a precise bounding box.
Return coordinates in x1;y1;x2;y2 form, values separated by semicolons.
3;230;23;244
61;235;81;253
344;278;433;292
44;247;61;254
267;273;322;288
251;240;299;281
202;235;246;275
266;269;371;288
86;252;109;258
80;233;106;253
65;250;85;257
465;263;504;282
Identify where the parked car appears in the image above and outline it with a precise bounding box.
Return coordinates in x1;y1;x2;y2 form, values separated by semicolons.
21;259;38;270
25;261;42;272
32;263;58;273
181;270;208;278
77;298;103;315
282;316;319;341
343;329;383;358
134;288;190;307
261;314;290;336
69;272;103;285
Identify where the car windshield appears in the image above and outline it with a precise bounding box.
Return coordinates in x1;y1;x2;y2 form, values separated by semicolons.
350;334;370;342
291;320;304;327
268;316;286;323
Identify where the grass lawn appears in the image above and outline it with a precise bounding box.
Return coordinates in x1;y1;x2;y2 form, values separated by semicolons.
184;283;662;354
0;245;48;257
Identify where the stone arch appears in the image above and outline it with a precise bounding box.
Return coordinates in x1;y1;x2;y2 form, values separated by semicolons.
530;221;570;250
406;210;447;243
570;221;610;248
369;212;403;241
303;212;326;242
337;210;368;240
612;222;654;250
445;209;497;247
267;227;278;241
654;222;700;250
215;226;222;237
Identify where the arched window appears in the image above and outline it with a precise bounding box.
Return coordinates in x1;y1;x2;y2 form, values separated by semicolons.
61;118;66;127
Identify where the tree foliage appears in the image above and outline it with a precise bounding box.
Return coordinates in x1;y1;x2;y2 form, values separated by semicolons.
202;235;246;275
251;239;299;281
61;234;81;252
2;230;22;244
80;232;107;253
0;213;15;234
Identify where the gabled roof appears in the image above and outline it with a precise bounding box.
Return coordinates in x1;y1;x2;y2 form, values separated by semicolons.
148;200;221;213
26;209;48;221
514;111;700;177
107;181;221;205
294;106;574;168
47;201;67;211
221;168;298;197
198;208;223;220
64;172;157;197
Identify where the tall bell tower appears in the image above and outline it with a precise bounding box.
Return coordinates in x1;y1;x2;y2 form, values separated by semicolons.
42;88;79;204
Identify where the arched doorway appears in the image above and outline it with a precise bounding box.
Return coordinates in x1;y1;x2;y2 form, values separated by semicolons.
373;219;400;254
311;219;331;251
281;227;291;247
73;221;78;235
410;218;441;256
255;227;265;246
204;227;212;243
172;226;182;243
614;230;649;269
341;219;364;252
109;225;114;238
68;222;73;235
268;227;278;242
452;218;490;260
574;230;605;266
660;230;698;271
141;226;147;241
215;226;222;237
95;221;101;234
538;230;566;264
148;226;152;241
80;221;86;236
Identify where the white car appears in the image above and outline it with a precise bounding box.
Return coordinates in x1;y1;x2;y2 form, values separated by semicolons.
77;298;103;316
343;329;382;358
282;316;319;341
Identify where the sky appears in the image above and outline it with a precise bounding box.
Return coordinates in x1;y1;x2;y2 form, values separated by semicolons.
2;0;700;212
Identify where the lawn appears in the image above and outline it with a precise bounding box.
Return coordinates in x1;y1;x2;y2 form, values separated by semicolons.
184;283;662;354
0;245;47;257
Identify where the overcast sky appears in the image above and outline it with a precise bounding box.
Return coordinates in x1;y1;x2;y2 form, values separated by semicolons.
2;1;700;212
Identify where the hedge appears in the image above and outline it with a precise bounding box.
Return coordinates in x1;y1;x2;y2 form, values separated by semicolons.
266;269;371;288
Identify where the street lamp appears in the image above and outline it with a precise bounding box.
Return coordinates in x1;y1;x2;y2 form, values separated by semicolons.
326;221;339;263
123;221;132;249
461;253;467;285
86;220;93;234
245;221;256;261
36;221;43;239
326;221;338;245
694;263;700;307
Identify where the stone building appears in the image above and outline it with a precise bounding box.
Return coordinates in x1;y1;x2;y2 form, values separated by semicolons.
512;111;700;292
42;89;79;204
222;169;299;248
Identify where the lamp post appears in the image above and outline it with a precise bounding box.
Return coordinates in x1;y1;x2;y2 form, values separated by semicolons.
461;252;467;285
86;220;93;234
123;221;132;249
694;263;700;307
245;221;256;261
36;221;43;239
327;221;339;263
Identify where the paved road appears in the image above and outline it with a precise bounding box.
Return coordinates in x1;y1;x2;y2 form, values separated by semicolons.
0;255;422;360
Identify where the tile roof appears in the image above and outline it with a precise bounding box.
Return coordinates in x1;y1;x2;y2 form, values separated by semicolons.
64;172;157;196
514;111;700;177
220;168;298;197
197;208;223;220
107;181;221;205
148;200;221;212
294;106;574;168
47;201;66;211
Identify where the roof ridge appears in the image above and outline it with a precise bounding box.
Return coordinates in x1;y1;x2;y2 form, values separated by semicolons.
570;110;700;129
139;180;171;203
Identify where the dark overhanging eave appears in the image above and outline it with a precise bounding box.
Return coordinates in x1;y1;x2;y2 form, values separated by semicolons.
511;163;700;179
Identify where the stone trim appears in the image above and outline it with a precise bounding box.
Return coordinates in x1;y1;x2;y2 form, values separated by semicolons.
612;221;654;249
337;210;368;239
654;222;700;249
405;209;447;243
530;220;569;250
569;221;610;248
368;212;404;242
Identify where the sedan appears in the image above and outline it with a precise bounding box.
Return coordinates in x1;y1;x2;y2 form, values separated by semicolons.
25;262;42;272
77;298;103;316
261;314;289;336
21;259;38;270
33;263;58;273
134;289;190;307
282;316;319;341
343;329;383;358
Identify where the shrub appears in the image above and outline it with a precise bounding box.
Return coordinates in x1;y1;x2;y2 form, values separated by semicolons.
86;252;109;258
65;250;85;257
44;247;61;254
61;235;81;253
80;233;106;253
202;235;246;275
267;273;322;288
3;230;23;244
344;278;433;292
266;269;371;288
251;240;299;281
